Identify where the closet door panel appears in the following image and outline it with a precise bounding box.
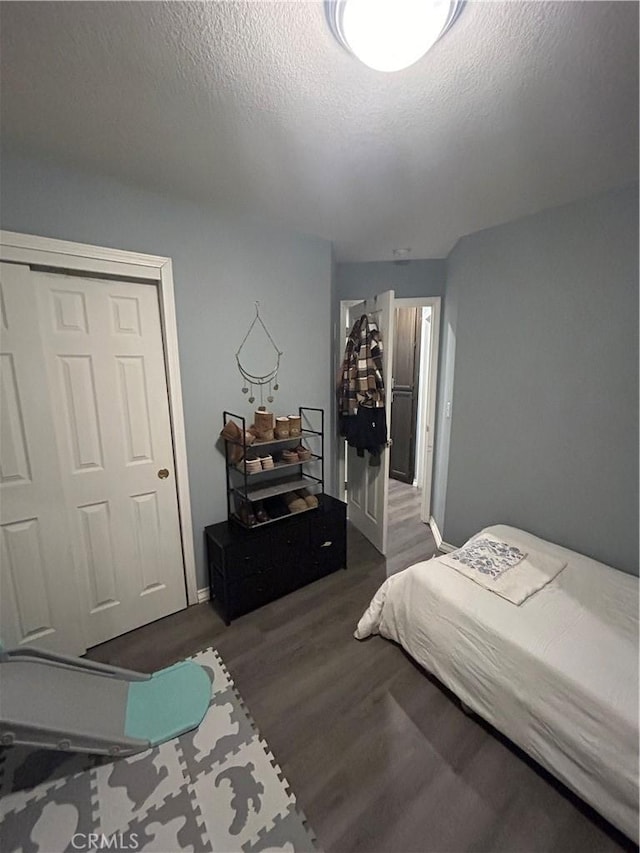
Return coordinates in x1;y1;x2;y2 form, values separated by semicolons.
35;271;187;647
0;262;85;654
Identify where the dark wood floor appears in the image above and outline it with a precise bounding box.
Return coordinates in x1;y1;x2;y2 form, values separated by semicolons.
89;482;634;853
386;479;438;575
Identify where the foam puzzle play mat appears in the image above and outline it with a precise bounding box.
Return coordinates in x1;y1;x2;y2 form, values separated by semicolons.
0;648;318;852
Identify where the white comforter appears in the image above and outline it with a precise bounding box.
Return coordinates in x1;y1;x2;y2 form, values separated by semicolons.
355;525;639;842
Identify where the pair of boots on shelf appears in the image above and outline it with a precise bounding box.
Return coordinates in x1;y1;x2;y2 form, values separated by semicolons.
237;500;273;526
237;501;257;527
284;489;318;513
281;445;311;464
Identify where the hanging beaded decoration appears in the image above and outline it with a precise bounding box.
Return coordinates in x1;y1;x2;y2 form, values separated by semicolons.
235;302;283;405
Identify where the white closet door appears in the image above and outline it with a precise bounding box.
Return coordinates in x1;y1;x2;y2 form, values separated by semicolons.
0;263;187;654
0;262;85;653
33;271;187;648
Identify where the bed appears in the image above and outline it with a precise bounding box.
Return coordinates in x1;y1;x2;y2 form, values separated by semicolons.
355;524;639;842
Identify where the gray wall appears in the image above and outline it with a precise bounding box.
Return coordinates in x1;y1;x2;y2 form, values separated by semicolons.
431;270;458;528
0;153;333;590
440;183;639;574
333;259;446;302
3;153;636;582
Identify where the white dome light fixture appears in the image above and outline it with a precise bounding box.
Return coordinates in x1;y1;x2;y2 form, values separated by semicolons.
326;0;465;73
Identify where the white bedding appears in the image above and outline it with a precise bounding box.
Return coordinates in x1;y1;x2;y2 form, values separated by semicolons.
355;525;639;842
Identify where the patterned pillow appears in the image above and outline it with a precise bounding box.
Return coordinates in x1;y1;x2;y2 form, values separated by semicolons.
449;537;526;580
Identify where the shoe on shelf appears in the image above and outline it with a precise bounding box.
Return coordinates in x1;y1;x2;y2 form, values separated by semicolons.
242;458;262;475
296;489;318;508
288;415;302;437
220;419;242;443
284;492;307;513
220;419;245;464
237;501;257;527
275;417;290;439
254;501;270;524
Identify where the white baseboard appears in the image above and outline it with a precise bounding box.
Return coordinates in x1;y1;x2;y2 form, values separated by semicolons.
429;516;456;553
197;586;211;603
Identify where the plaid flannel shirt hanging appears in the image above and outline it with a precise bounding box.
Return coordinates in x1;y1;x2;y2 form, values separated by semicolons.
338;314;385;416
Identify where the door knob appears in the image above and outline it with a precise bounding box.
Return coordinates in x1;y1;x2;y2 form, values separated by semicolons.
157;468;170;479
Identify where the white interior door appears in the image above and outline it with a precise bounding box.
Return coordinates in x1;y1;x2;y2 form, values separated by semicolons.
345;290;395;555
0;263;85;654
0;264;187;653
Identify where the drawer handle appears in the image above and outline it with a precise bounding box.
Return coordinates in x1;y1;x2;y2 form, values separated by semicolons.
321;540;333;548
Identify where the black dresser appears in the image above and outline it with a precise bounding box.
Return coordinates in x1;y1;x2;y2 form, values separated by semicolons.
205;494;346;624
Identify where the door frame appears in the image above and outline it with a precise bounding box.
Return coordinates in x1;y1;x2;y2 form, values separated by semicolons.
389;305;421;485
338;295;441;525
394;297;441;523
0;230;198;606
337;299;361;503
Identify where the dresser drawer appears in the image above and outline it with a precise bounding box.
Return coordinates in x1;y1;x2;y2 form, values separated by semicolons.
308;535;346;579
311;529;345;554
225;537;272;580
270;520;310;567
310;504;346;550
228;573;279;619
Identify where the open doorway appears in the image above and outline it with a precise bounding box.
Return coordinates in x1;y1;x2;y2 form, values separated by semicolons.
389;305;431;486
338;295;440;562
388;304;432;536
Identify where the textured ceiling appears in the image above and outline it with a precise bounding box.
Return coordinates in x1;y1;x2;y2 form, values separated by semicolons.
1;1;638;261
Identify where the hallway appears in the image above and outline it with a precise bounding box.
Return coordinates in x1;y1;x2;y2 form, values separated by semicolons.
386;478;438;576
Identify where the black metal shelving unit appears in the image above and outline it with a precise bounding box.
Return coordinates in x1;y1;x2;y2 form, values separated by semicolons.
222;406;325;530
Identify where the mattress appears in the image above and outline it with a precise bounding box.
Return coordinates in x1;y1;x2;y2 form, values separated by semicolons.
355;524;639;842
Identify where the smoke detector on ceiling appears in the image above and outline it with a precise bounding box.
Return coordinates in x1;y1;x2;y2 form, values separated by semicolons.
392;247;412;265
326;0;465;73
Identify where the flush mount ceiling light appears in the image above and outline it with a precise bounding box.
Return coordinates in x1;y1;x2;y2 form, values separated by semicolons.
326;0;465;73
393;247;412;265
